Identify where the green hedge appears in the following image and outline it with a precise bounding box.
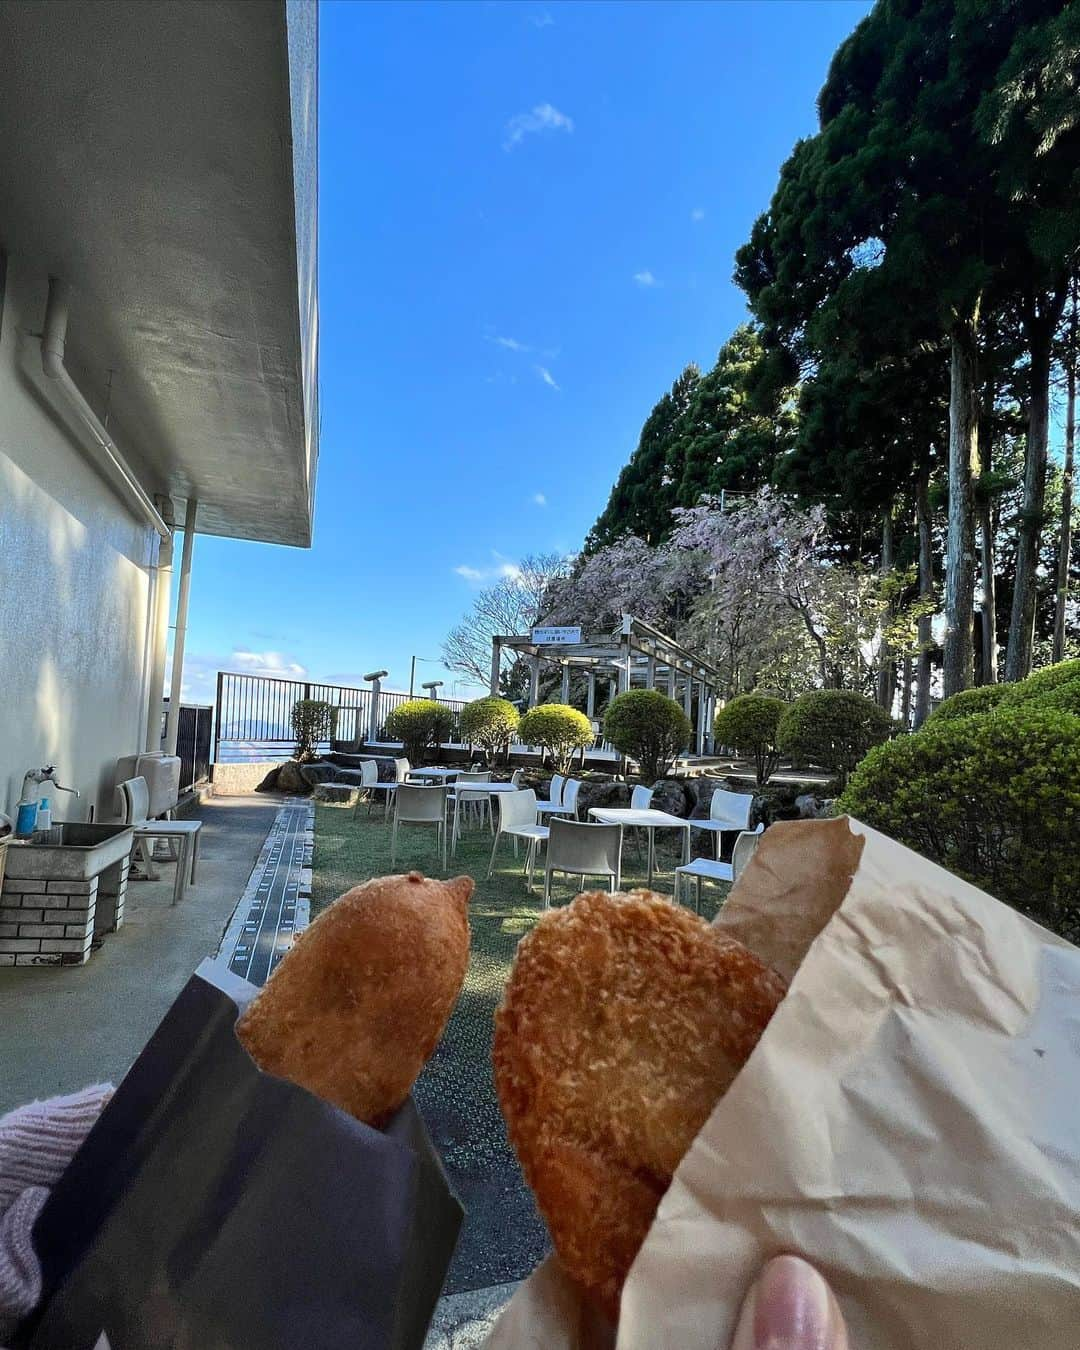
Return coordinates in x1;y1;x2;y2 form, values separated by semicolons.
1034;678;1080;716
384;698;453;764
713;694;787;784
519;703;595;774
1000;657;1080;706
777;690;893;788
459;697;520;759
926;684;1010;725
839;705;1080;940
290;699;335;762
603;690;691;784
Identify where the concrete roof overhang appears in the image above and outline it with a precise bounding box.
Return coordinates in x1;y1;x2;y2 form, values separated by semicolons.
0;0;318;546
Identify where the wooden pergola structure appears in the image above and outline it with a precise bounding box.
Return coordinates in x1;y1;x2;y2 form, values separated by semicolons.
490;614;722;756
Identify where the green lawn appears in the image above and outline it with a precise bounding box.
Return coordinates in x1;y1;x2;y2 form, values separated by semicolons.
311;799;730;1292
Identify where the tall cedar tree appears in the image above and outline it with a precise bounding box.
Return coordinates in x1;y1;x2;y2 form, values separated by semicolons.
979;4;1080;678
737;0;1077;695
668;325;793;507
585;366;699;552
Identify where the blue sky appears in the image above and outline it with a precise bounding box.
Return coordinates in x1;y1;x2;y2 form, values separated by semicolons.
181;0;871;704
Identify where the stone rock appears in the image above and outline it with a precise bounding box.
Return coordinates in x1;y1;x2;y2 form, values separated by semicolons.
327;751;370;769
577;779;631;813
688;775;729;816
650;778;691;818
313;783;359;805
795;792;825;819
299;761;338;789
333;768;369;787
274;760;310;794
255;765;281;793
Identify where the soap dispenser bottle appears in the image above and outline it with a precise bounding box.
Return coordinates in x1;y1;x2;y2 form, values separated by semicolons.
15;788;40;839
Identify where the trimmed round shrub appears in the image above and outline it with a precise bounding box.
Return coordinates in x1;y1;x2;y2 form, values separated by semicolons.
602;689;692;784
383;698;453;764
777;690;893;788
518;703;595;773
459;696;520;761
1000;657;1080;706
925;684;1010;725
290;698;335;762
839;705;1080;940
713;694;787;785
1033;677;1080;717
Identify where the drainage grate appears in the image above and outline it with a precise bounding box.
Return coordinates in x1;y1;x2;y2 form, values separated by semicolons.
217;799;313;987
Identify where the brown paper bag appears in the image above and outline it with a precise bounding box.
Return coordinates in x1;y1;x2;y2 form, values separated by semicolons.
486;817;1080;1350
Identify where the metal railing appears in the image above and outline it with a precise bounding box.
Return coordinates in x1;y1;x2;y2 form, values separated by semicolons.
212;671;468;762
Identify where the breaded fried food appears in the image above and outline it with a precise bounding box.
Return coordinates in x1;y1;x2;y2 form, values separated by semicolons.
237;871;472;1126
493;888;786;1320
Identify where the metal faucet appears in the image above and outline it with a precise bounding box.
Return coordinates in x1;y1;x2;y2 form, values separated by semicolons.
20;766;80;801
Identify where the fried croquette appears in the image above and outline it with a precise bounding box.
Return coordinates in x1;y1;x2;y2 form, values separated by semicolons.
493;888;786;1320
237;871;472;1126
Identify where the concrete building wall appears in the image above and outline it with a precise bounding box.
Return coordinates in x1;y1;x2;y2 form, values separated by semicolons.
0;257;158;824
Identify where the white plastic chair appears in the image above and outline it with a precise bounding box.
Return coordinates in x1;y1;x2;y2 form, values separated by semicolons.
508;769;524;787
538;778;581;822
675;824;765;912
534;773;565;817
351;760;381;818
370;758;410;821
625;783;655;862
116;776;201;906
542;818;623;908
688;788;754;858
449;770;493;851
390;784;448;871
487;788;549;890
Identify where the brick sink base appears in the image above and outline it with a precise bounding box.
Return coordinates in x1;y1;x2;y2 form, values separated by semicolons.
0;855;130;967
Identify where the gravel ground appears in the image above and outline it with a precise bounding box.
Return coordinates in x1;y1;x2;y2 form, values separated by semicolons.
310;798;729;1293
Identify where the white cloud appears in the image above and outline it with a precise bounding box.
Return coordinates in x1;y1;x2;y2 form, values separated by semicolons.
503;103;574;152
535;365;560;390
232;649;308;677
533;492;547;507
454;554;524;584
530;9;554;27
691;207;706;222
489;334;530;352
633;270;659;288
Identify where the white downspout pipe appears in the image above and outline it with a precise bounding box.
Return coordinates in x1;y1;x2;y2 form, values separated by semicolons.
41;277;170;541
144;496;176;751
164;498;197;755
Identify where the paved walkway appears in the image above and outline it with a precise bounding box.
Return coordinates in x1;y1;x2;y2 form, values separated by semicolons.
218;800;312;983
0;795;281;1114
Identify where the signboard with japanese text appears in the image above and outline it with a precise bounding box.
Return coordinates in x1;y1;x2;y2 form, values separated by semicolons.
530;626;582;645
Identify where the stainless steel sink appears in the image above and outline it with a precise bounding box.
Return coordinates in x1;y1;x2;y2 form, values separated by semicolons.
4;823;134;880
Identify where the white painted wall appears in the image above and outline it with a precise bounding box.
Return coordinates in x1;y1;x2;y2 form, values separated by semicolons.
0;258;158;823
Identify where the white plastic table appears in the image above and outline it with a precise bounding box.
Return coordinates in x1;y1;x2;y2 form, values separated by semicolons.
406;766;461;784
586;807;690;887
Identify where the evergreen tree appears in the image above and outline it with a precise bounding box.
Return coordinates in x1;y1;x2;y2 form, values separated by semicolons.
737;0;1079;696
584;365;699;551
668;325;793;507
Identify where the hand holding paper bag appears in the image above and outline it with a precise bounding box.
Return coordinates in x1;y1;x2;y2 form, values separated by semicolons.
487;817;1080;1350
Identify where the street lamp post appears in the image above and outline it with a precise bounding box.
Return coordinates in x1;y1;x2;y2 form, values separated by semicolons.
410;655;441;697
